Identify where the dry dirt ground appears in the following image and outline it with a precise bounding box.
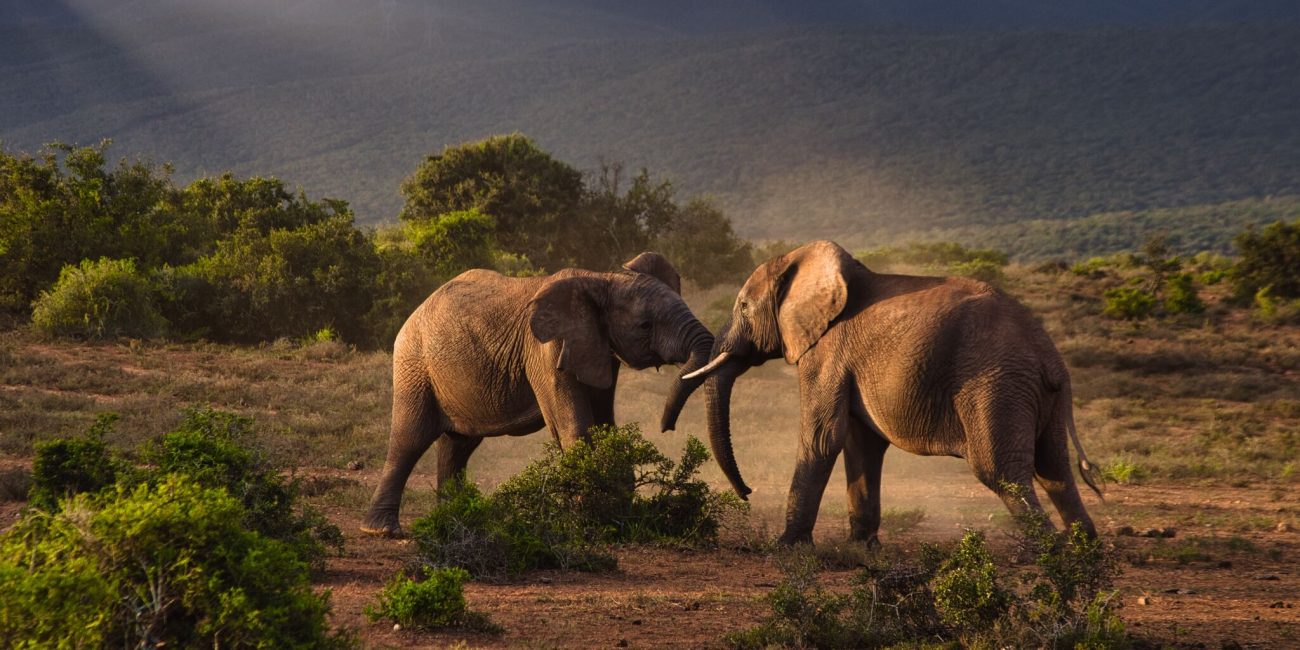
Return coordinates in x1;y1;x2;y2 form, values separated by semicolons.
308;459;1300;650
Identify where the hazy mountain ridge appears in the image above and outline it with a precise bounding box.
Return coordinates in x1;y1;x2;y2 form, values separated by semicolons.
3;1;1299;250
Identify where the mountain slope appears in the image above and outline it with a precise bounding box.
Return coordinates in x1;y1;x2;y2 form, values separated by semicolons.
2;1;1298;247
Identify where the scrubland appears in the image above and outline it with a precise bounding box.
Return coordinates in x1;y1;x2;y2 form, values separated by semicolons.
2;259;1297;648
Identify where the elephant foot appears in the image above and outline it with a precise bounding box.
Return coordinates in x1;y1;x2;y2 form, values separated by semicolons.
360;511;404;538
849;532;881;550
776;530;814;547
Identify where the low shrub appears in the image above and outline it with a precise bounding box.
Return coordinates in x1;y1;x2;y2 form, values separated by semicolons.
30;257;165;339
141;407;344;571
728;516;1127;649
949;258;1006;286
1162;273;1205;315
0;475;353;649
1100;458;1148;485
26;408;342;572
27;414;121;511
366;567;500;633
1102;286;1156;320
411;424;744;580
1253;286;1300;325
411;479;613;581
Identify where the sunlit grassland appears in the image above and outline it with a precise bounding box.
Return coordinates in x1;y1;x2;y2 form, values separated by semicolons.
2;263;1297;537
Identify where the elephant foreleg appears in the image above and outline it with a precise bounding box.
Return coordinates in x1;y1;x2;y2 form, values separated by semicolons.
779;379;849;546
363;375;441;536
844;418;888;546
435;433;483;494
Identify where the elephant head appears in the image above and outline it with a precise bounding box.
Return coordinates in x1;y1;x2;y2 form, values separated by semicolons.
527;252;715;432
683;241;855;499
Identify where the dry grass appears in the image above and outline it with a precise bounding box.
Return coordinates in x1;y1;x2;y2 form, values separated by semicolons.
1;262;1297;537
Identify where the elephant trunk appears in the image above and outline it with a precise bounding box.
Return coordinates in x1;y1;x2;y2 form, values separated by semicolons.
660;317;715;433
704;357;752;500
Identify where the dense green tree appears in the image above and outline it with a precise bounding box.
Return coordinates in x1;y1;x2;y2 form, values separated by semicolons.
400;134;584;270
1232;218;1300;300
573;163;678;270
0;141;185;310
656;199;754;288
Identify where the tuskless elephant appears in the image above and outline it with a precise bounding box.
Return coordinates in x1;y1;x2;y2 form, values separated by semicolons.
362;252;714;536
681;240;1100;545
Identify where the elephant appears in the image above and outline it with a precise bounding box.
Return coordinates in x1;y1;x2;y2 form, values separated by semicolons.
681;240;1100;546
361;252;715;536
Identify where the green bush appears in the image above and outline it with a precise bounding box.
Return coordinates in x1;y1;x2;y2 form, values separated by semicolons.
949;258;1006;286
27;414;122;511
1162;273;1205;315
1102;286;1156;320
411;478;610;581
931;531;1011;634
1232;218;1300;301
30;257;165;339
27;408;341;572
0;475;353;649
141;407;344;572
365;567;499;633
1252;286;1300;325
1100;458;1148;485
411;424;744;580
729;521;1127;649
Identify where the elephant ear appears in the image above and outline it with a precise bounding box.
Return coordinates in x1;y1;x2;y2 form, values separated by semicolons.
622;252;682;295
528;276;615;389
776;240;851;364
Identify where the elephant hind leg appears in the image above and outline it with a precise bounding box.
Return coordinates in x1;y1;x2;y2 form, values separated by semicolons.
960;405;1049;529
1034;420;1097;537
435;433;483;494
844;418;888;546
363;375;442;536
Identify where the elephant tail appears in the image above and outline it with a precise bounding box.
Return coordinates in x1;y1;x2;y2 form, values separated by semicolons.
1060;380;1105;500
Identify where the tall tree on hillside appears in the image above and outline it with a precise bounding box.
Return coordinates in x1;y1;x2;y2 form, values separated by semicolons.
399;134;584;271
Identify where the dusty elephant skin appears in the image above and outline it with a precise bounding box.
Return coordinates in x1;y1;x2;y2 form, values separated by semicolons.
687;240;1100;546
361;252;714;536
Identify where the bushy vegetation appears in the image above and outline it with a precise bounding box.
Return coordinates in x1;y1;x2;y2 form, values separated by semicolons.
0;475;353;649
30;257;165;339
24;407;343;573
729;519;1126;650
857;241;1009;286
2;138;753;344
1231;218;1300;301
366;567;499;633
410;424;744;581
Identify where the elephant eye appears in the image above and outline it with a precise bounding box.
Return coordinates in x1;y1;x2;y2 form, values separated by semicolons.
638;320;652;331
739;300;750;317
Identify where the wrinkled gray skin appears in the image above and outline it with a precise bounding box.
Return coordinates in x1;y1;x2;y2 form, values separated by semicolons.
361;253;714;536
692;241;1100;546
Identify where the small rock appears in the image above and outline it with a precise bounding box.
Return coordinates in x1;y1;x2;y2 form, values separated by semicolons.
617;640;628;648
1253;574;1280;581
1116;525;1136;537
1137;596;1150;606
1142;528;1163;538
1161;527;1177;538
1269;601;1286;609
347;460;363;471
1217;560;1233;569
392;623;402;632
1164;588;1197;595
632;619;642;626
1222;641;1244;650
1278;521;1293;533
539;576;553;584
683;600;701;611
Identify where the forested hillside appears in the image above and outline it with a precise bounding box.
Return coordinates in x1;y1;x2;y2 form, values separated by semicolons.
2;1;1299;249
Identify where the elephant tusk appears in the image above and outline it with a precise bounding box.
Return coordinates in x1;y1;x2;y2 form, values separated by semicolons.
682;352;730;380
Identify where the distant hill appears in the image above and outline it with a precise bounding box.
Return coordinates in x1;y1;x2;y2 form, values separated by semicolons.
3;1;1299;251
